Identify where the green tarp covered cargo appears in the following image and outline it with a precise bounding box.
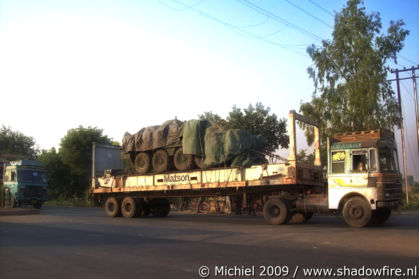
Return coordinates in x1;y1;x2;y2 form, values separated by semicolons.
122;119;267;169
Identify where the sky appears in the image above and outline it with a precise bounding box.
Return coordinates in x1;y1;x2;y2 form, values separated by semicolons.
0;0;418;178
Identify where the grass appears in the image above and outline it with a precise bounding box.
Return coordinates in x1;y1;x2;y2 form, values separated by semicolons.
402;193;419;210
44;196;95;207
401;183;419;210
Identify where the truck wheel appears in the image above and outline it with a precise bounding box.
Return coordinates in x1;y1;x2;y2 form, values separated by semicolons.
342;197;372;228
173;148;193;171
33;202;42;209
152;150;170;173
135;153;150;174
121;197;137;218
263;198;290;225
369;208;391;225
105;197;121;217
194;156;206;169
151;198;171;217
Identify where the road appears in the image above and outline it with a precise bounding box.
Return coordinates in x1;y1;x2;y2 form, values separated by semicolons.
1;207;418;279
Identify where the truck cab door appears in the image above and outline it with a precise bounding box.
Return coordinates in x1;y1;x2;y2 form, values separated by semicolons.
349;150;369;187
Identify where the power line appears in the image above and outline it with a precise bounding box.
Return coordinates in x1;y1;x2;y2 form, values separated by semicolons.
285;0;333;28
164;0;309;57
158;0;205;11
308;0;334;17
237;0;324;42
229;16;271;28
399;55;419;66
401;80;415;102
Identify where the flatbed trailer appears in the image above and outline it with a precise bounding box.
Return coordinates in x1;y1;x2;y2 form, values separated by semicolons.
90;110;402;227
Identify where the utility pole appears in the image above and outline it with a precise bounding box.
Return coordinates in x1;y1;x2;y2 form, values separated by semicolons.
389;65;419;205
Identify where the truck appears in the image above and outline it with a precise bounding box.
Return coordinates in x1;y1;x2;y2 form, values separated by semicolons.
1;160;48;209
90;110;403;227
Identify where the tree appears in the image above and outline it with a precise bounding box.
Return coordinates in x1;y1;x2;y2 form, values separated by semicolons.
200;103;289;155
300;0;409;147
59;126;112;198
38;148;72;199
0;125;38;160
296;149;314;165
198;111;227;126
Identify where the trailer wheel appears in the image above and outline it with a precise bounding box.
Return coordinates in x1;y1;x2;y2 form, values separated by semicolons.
369;208;391;225
135;152;151;174
342;197;371;228
121;197;137;218
105;197;121;217
194;156;206;169
263;198;290;225
151;198;171;217
152;150;170;173
173;148;193;171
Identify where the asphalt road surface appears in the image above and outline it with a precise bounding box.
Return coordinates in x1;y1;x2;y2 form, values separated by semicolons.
1;207;418;279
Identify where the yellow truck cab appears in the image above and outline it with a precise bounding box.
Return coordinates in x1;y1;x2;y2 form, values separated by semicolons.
327;129;402;227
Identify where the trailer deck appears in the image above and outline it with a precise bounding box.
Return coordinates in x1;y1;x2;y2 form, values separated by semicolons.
91;162;322;197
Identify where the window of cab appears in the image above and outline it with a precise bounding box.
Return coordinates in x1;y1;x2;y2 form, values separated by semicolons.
331;151;345;173
351;150;368;172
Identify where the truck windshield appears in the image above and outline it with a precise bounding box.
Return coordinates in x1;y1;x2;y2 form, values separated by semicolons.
17;169;47;184
378;147;399;172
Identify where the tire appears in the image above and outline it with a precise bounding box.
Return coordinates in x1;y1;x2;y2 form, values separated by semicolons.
105;197;121;217
152;150;170;173
33;202;42;209
135;152;151;174
342;196;372;228
121;196;137;218
263;198;290;225
151;198;171;217
173;148;193;171
369;208;391;225
194;156;206;169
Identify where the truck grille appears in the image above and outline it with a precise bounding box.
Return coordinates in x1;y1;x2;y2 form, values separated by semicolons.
377;182;402;201
24;186;43;198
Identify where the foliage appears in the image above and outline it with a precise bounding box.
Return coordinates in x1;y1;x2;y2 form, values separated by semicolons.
0;125;38;160
44;195;94;207
296;149;314;165
38;148;72;199
59;126;112;198
199;103;289;155
39;126;112;199
300;0;409;148
402;183;419;210
198;111;227;126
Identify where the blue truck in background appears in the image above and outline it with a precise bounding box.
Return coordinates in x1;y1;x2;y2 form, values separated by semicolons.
1;160;47;209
